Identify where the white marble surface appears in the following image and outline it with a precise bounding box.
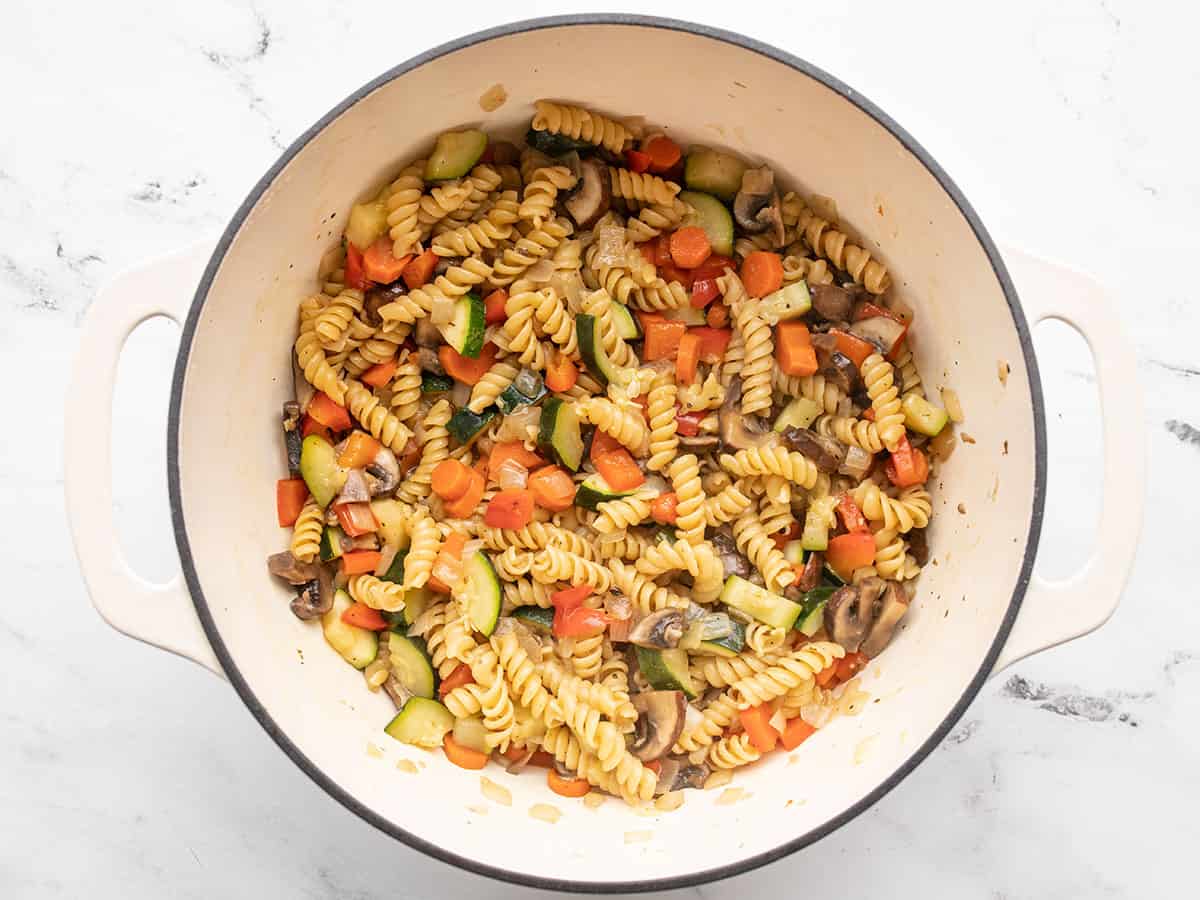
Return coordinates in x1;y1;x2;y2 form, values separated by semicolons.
4;0;1197;896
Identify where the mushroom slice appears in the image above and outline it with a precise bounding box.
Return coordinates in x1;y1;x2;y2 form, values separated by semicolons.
733;168;785;246
859;582;909;658
677;434;721;452
335;468;372;505
796;550;824;593
564;158;611;229
819;350;861;394
780;427;845;473
711;528;753;580
628;609;686;649
267;551;321;585
824;578;886;652
849;316;907;358
365;446;400;496
291;568;333;621
364;282;406;324
718;377;779;452
414;320;443;351
630;691;686;761
282;401;303;477
809;284;855;322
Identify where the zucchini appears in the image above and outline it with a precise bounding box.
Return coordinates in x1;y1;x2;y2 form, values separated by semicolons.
801;496;838;551
452;716;491;754
635;646;699;699
399;584;433;626
610;303;641;340
384;697;454;748
319;526;346;563
322;589;378;669
386;633;437;699
684;147;747;201
421;373;454;394
379;548;407;584
425;129;487;181
370;498;412;549
719;576;803;630
775;397;823;432
526;127;592;156
823;564;846;587
461;551;502;636
573;472;635;510
796;586;836;636
902;393;949;437
447;406;498;446
782;540;805;566
697;618;746;657
538;397;584;471
345;201;389;252
512;605;554;634
576;314;621;387
439;293;486;357
299;435;345;508
679;190;734;257
496;371;546;415
758;281;812;325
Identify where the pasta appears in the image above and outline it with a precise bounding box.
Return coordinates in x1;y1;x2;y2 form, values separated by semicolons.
273;102;941;809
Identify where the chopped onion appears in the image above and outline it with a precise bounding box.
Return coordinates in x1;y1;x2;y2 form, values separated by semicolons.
768;708;788;735
839;445;872;480
641;473;669;495
430;295;456;327
683;704;705;734
526;258;556;283
683;603;708;625
513;369;542;398
431;554;464;591
450;380;471;409
505;747;535;773
462;538;484;558
591;216;628;266
678;621;705;651
497;457;529;490
604;593;633;621
497;406;540;442
929;423;957;461
374;543;398;577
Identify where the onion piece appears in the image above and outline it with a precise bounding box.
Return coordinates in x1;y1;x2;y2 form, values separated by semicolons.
683;704;705;734
698;612;733;640
497;406;541;442
768;708;788;735
497;457;529;490
374;543;399;577
513;369;542;398
839;445;872;480
450;380;471;409
604;593;633;621
431;554;463;591
526;259;556;283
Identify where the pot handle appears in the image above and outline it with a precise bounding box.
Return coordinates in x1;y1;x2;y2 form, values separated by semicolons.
64;240;225;678
990;247;1144;675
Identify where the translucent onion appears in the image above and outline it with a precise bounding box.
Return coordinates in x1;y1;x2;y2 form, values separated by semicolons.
768;708;788;735
526;258;556;283
604;593;633;621
683;704;705;734
839;445;872;480
496;457;528;490
431;554;464;591
450;380;471;409
513;369;542;398
461;538;484;558
496;406;541;442
374;543;398;577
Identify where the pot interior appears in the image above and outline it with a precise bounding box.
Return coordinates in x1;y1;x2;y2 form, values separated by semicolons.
174;20;1039;888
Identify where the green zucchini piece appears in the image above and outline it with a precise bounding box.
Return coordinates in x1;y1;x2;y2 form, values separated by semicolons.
697;618;747;658
399;584;433;626
386;633;437;699
782;540;805;566
379;548;407;584
822;564;846;587
439;293;486;357
452;716;491;753
635;647;699;699
496;372;546;415
774;397;823;432
462;551;502;636
576;314;621;387
662;304;708;326
684;147;747;201
322;589;378;669
573;472;635;510
902;393;949;437
610;303;641;340
719;576;803;630
758;281;812;325
421;373;454;393
345;201;389;251
538;397;584;471
384;697;454;748
801;496;838;551
512;605;555;634
319;526;346;563
526;127;592;156
425;129;487;181
447;406;498;446
679;190;734;257
299;435;345;508
795;586;836;636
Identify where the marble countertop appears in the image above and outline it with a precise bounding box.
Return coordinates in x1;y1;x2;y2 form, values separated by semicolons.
4;0;1195;896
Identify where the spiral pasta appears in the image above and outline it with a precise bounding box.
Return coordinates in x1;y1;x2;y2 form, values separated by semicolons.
344;380;413;454
608;167;680;206
501;577;554;611
492;546;534;580
314;288;364;351
468;359;519;414
584;241;645;306
342;326;407;380
570;633;604;680
432;189;519;257
773;371;847;415
635;539;725;603
630;276;689;312
400;505;439;591
593;489;657;534
409;601;454;677
455;645;515;751
532;100;633;154
385;159;426;258
491;217;573;286
594;530;652;561
531;285;577;356
575;397;648;455
396;399;451;503
729;642;845;708
695;649;786;688
579;289;637;369
814;413;883;454
289;499;324;562
519;165;577;226
796;206;890;294
348;573;405;613
499;282;549;369
625;197;690;244
645;368;680;473
531;546;613;591
379;256;493;325
781;252;834;287
668;453;706;545
720;447;820;490
555;682;656;801
861;353;906;452
678;372;726;413
732;507;796;592
734;296;773;417
480;522;596;559
851;481;931;533
704;482;754;526
541;726;627;800
673;690;738;753
607;559;691;615
873;527;907;580
416;180;473;236
745;622;789;655
388;354;423;424
708;733;762;770
893;342;925;399
436;164;503;234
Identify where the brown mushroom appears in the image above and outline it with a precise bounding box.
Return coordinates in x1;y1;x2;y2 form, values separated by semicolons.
290;568;333;620
849;316;907;358
908;528;930;567
669;761;710;791
718;377;779;452
819;350;862;394
733;167;785;247
780;427;845;473
267;551;321;585
859;582;910;658
282;401;303;476
630;691;686;761
809;283;855;322
629;609;686;649
678;434;721;452
364;281;405;321
796;550;825;592
364;446;400;496
711;528;753;579
335;468;371;505
824;578;886;652
564;158;611;229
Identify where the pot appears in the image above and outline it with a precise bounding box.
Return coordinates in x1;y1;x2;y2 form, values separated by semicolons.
64;15;1144;893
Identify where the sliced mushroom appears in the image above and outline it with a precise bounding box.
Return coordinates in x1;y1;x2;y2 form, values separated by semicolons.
282;401;303;476
564;158;610;229
711;528;753;580
267;551;321;585
628;609;686;649
414;319;442;350
733;167;785;246
678;434;721;452
780;427;845;473
291;568;333;620
335;468;371;505
365;281;406;322
364;446;400;496
669;761;710;791
490;141;520;166
809;283;855;322
819;350;861;394
796;550;824;592
824;578;886;652
839;445;873;481
849;316;907;358
859;582;910;658
908;528;930;567
630;691;686;761
718;378;779;452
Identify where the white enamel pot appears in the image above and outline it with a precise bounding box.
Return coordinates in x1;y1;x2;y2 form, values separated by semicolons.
64;15;1144;893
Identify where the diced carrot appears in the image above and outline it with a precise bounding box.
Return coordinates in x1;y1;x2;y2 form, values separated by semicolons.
885;433;929;488
770;521;802;550
590;430;623;465
439;662;475;697
779;718;816;751
706;302;729;328
826;531;876;581
345;242;369;290
340;550;382;576
341;601;389;631
402;249;438;289
499;745;554;767
635;310;666;335
483;289;507;325
307;392;352;432
776;321;818;376
528;466;576;511
689;326;732;363
676;332;701;385
835;651;869;683
669;226;712;269
650;492;678;524
545;351;579;393
594;447;645;491
361;357;398;388
301;416;331;442
338;431;382;468
551;584;592;610
443;733;490;770
642;320;687;361
830;329;875;369
484;489;535;529
659;262;694;289
638;241;657;266
815;664;839;687
490;441;545;475
440;342;498;386
740;251;784;298
739;705;779;753
690;277;720;308
643;135;682;173
625;149;652;173
362;236;411;284
547;770;591;797
862;406;876;421
428;532;468;593
432;458;473;501
276;478;309;526
442;470;486;519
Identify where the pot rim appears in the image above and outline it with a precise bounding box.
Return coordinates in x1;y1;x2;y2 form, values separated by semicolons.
167;13;1046;894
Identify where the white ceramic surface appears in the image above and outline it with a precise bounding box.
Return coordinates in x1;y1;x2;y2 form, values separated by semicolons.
9;0;1191;897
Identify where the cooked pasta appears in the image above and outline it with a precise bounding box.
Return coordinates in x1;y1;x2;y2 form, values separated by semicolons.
432;189;519;257
532;100;633;154
519;165;577;226
645;367;680;472
575;397;648;455
289;499;324;563
861;353;906;452
669;453;706;545
348;573;405;613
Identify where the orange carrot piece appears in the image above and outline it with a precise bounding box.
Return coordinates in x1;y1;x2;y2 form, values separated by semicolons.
740;251;784;298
